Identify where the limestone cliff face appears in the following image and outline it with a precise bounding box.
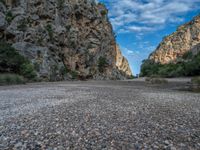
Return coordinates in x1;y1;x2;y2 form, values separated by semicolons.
115;45;132;77
149;15;200;64
0;0;132;80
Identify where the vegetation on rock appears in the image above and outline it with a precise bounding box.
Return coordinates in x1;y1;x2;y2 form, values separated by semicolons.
57;0;64;9
45;24;54;41
0;0;5;5
0;0;132;81
17;19;28;31
149;15;200;64
0;42;37;82
141;51;200;77
5;11;14;24
20;63;37;80
70;70;78;80
98;56;108;73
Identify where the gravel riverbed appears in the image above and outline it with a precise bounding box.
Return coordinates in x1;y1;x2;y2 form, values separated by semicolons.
0;80;200;149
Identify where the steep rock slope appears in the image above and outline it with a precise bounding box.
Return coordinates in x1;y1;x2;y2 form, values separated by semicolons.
149;15;200;64
115;45;132;77
0;0;132;80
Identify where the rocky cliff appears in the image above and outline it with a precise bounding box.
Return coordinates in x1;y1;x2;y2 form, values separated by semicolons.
149;15;200;64
0;0;132;80
115;45;132;77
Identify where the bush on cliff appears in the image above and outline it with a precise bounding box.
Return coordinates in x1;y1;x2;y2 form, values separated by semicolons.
98;56;108;73
0;0;5;5
0;42;37;82
20;63;37;80
5;11;14;24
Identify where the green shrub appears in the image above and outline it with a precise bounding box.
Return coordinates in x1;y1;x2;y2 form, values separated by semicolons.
0;42;27;73
130;75;135;79
140;60;161;77
60;66;69;76
45;24;53;41
190;77;200;92
57;0;64;9
33;62;40;72
15;75;25;84
65;25;71;31
20;63;37;80
0;74;25;85
17;19;28;31
0;42;37;80
5;11;14;24
182;51;193;59
101;10;107;16
0;0;5;5
98;3;108;17
141;51;200;77
98;56;108;73
191;77;200;85
70;70;78;79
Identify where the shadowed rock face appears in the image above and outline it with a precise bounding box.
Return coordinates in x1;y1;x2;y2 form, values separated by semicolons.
0;0;132;80
149;15;200;64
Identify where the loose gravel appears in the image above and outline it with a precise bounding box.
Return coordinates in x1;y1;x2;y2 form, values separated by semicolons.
0;81;200;149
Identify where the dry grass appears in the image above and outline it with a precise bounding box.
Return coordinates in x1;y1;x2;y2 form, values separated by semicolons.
145;77;168;84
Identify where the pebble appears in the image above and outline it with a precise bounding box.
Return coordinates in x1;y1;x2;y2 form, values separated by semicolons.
0;81;199;149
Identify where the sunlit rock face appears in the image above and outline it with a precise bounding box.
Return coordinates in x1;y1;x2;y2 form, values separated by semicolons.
149;15;200;64
0;0;132;80
115;45;132;78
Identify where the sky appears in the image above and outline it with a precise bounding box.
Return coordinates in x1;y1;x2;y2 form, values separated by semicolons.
98;0;200;75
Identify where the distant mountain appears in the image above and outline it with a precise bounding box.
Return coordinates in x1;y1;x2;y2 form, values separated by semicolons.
0;0;132;81
141;15;200;77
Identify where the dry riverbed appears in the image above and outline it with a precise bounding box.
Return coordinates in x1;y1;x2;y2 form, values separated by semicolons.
0;80;200;149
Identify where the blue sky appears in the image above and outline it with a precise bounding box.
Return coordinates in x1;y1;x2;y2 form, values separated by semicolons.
98;0;200;75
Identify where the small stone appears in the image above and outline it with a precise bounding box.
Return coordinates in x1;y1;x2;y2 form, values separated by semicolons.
164;140;170;145
14;142;22;148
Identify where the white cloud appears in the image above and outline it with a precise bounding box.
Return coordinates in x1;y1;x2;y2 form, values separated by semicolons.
101;0;200;33
127;26;154;32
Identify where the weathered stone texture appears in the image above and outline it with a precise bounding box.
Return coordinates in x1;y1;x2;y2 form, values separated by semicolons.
150;15;200;64
0;0;132;80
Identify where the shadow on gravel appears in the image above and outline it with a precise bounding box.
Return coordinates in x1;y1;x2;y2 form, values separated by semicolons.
175;83;200;93
178;87;200;93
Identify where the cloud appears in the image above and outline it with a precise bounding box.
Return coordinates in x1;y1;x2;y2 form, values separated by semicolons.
119;43;156;74
127;26;154;32
99;0;200;33
121;42;156;60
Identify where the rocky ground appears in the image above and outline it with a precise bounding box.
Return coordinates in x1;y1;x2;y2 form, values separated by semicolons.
0;79;200;149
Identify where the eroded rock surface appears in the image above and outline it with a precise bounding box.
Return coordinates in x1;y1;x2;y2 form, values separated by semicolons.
150;15;200;64
0;0;132;80
116;45;132;77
